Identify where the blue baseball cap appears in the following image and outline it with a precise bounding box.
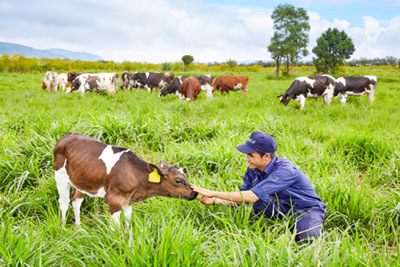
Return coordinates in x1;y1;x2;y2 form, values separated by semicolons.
235;132;277;154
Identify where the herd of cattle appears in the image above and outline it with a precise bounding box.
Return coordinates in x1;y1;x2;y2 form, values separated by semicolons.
42;71;377;109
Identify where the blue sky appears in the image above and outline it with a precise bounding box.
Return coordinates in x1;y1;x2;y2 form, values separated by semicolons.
0;0;399;62
203;0;399;27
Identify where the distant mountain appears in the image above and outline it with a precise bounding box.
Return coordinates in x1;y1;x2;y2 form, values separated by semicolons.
0;42;103;61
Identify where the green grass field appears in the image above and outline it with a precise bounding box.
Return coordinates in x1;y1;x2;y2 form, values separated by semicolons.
0;67;399;266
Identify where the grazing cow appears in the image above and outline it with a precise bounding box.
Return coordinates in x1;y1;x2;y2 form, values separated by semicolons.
334;76;378;105
54;133;198;225
66;72;85;93
158;74;214;99
212;75;249;96
43;71;58;92
57;73;68;92
70;73;119;94
180;76;202;101
132;71;175;93
278;74;336;110
121;71;133;91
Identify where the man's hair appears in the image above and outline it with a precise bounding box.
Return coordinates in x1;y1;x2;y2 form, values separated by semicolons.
256;152;275;159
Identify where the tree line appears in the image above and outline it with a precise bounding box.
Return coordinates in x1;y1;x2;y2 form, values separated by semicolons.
0;54;267;73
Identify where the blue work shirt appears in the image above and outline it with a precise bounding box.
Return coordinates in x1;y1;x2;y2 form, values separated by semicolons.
240;156;326;213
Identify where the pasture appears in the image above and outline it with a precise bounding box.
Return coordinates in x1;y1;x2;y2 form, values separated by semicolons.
0;67;399;266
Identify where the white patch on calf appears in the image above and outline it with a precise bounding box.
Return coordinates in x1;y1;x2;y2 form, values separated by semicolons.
124;205;132;221
144;84;152;93
178;167;185;175
112;211;122;226
296;77;316;88
346;91;367;96
72;198;84;225
294;94;306;110
75;186;106;198
233;83;243;91
99;145;128;175
159;80;168;89
201;84;214;99
337;77;346;87
306;91;320;98
54;159;71;222
365;76;377;83
323;84;334;105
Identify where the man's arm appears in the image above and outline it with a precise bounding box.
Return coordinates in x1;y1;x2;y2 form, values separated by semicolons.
191;184;260;203
197;195;238;206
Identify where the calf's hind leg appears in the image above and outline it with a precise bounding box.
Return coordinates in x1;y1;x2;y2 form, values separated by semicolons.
54;161;71;223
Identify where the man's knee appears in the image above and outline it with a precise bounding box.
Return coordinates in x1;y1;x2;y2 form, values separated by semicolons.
295;207;326;242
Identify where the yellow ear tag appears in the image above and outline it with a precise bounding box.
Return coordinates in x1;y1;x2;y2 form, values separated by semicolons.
148;169;161;183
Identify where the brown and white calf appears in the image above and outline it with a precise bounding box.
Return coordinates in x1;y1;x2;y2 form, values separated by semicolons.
54;133;198;225
158;75;214;99
334;76;378;105
180;76;202;101
43;71;59;92
57;73;68;92
212;75;249;96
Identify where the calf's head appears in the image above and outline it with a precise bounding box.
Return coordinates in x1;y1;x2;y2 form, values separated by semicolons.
148;161;198;200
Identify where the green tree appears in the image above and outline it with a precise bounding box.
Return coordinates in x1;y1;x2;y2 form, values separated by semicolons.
268;4;310;77
312;28;355;73
226;59;237;71
268;33;286;77
181;55;194;71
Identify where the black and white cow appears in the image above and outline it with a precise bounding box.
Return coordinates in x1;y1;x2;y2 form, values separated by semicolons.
278;74;336;110
334;76;377;105
70;73;119;94
121;71;133;91
132;72;174;93
158;75;214;99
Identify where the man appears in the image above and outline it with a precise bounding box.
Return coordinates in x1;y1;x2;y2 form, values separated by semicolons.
190;132;326;243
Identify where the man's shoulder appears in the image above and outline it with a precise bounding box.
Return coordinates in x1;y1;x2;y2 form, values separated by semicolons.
272;157;300;175
274;157;295;168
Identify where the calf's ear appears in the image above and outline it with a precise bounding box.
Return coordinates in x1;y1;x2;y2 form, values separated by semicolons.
159;161;171;169
148;163;165;183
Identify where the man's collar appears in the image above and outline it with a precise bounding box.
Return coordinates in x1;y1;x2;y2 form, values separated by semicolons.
262;156;277;175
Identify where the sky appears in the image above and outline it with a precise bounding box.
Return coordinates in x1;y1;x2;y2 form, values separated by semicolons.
0;0;399;63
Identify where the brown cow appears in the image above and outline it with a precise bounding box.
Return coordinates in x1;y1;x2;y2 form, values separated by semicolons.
180;76;202;101
54;133;198;225
212;75;249;96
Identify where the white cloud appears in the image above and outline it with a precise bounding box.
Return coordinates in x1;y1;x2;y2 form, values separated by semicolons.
307;12;400;61
239;8;252;14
